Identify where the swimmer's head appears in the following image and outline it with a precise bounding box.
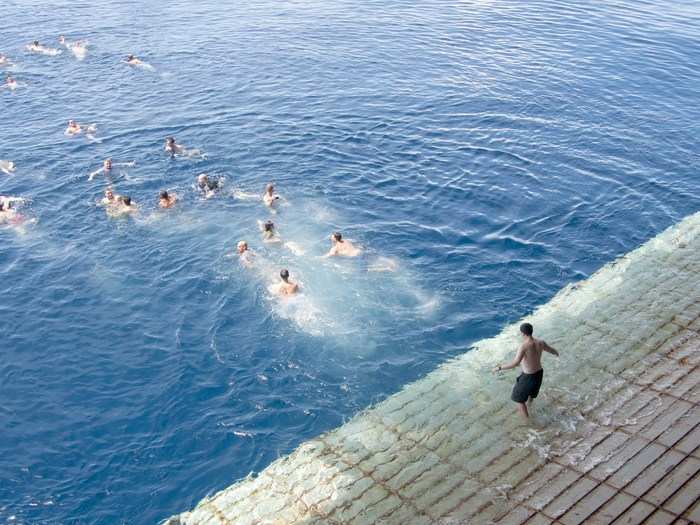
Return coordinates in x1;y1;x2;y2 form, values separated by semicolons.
280;269;290;282
33;41;39;46
159;190;169;200
332;232;342;242
166;137;174;144
127;54;134;60
237;241;247;253
68;119;76;126
103;158;112;169
520;323;533;337
197;174;208;187
0;202;4;211
264;220;274;232
265;183;274;194
104;188;114;199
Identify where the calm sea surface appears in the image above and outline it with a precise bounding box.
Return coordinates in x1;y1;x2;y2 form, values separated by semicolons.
1;0;699;523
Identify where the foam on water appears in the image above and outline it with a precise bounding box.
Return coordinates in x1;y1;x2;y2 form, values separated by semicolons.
244;197;443;341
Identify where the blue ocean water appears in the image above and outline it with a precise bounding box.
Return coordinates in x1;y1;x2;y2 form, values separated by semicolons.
1;0;698;523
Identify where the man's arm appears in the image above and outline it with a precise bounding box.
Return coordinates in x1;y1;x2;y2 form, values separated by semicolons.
492;345;525;373
542;341;559;357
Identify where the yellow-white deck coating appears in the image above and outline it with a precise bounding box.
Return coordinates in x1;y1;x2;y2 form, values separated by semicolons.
166;211;700;525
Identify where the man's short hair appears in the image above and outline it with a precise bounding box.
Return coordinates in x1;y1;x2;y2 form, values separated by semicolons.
333;232;342;241
520;323;533;336
280;269;289;280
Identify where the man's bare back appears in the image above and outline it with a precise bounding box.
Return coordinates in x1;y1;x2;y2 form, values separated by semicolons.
325;232;361;257
518;338;557;374
272;269;298;296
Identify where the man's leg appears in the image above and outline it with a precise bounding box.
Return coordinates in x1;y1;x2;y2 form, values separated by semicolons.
515;402;529;420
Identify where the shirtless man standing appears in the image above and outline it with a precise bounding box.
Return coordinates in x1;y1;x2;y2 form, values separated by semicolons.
493;323;559;420
324;232;361;257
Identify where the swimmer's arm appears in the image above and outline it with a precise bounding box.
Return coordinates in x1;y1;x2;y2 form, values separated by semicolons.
493;346;525;372
542;341;559;357
88;168;104;180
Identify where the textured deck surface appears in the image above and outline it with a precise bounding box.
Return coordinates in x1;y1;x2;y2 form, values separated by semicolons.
166;211;700;525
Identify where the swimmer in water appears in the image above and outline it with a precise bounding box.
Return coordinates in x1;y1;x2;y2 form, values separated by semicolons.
64;119;97;139
237;240;255;267
263;183;280;208
3;74;18;90
272;269;299;296
0;54;14;67
164;137;182;157
88;158;134;181
65;119;81;135
120;196;137;213
26;40;60;55
100;187;118;206
197;174;222;198
165;137;204;159
59;36;88;60
64;119;98;139
125;54;153;70
65;119;97;138
323;232;362;257
0;160;16;175
0;200;10;223
158;190;177;209
89;158;112;180
107;195;137;216
258;219;281;243
0;196;33;227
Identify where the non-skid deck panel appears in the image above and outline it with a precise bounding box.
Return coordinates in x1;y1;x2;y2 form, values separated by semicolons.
165;211;700;525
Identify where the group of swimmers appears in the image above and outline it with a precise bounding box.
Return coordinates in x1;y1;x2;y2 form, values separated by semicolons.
237;196;365;296
2;36;375;298
87;134;368;297
1;36;155;92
